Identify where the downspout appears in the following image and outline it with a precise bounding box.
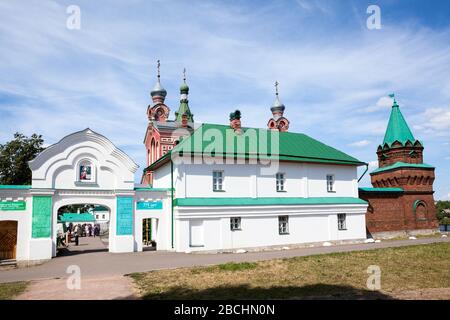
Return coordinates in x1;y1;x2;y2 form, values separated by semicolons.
170;159;174;249
358;163;369;183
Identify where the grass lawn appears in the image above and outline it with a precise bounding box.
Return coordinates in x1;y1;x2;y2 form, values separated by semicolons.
0;282;28;300
130;243;450;300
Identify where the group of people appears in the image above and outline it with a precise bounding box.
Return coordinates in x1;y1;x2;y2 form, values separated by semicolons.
57;222;101;247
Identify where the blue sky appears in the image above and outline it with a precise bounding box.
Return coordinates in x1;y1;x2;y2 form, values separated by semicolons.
0;0;449;199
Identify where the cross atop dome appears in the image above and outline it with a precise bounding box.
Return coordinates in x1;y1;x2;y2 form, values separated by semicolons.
267;80;289;132
150;59;167;104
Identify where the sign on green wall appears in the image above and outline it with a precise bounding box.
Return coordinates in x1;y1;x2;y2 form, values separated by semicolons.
117;197;133;235
0;201;26;211
32;196;52;238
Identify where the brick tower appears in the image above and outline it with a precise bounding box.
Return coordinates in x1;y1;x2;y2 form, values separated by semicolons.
359;96;438;236
142;63;195;185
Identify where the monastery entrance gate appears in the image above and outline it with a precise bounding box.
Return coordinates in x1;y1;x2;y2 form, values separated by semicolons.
0;129;172;263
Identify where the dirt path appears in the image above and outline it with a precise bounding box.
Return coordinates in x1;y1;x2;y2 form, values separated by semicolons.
15;275;138;300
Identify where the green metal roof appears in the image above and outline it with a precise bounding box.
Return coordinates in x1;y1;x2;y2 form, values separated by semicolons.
359;187;404;193
382;101;416;147
371;161;434;174
174;197;367;207
0;185;31;189
58;213;95;223
145;123;364;171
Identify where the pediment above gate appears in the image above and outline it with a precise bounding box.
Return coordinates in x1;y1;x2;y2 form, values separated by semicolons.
29;128;139;190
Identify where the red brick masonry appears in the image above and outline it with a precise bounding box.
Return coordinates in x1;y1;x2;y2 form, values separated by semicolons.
360;166;438;234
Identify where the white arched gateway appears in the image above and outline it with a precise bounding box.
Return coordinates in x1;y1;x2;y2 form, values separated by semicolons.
0;129;172;263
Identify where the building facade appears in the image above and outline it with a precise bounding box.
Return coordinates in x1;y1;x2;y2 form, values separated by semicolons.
359;98;438;237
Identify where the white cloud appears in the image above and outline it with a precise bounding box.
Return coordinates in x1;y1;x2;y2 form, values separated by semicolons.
0;0;450;189
368;160;378;168
348;140;371;147
420;108;450;130
364;96;394;113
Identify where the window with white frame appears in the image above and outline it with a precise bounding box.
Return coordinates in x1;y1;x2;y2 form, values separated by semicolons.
278;216;289;234
213;171;223;191
276;173;285;192
230;217;241;231
337;214;346;230
326;174;335;192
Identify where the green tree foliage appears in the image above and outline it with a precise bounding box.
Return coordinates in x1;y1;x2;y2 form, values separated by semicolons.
436;200;450;225
0;133;44;185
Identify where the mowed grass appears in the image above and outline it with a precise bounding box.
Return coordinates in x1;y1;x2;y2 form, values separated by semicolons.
0;281;28;300
130;243;450;300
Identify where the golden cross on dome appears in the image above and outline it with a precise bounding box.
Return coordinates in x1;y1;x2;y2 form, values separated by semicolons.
183;68;186;82
275;81;279;96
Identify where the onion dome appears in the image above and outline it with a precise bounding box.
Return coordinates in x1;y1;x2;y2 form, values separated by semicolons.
271;81;285;118
150;60;167;103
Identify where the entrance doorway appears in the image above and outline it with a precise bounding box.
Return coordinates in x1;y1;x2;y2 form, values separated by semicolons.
142;218;157;251
0;221;17;260
56;204;111;256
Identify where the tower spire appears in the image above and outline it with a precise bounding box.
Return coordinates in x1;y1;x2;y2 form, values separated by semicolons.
175;68;194;123
150;59;167;104
382;94;415;147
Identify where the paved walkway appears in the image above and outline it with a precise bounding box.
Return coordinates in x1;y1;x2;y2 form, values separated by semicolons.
1;236;448;284
16;275;138;300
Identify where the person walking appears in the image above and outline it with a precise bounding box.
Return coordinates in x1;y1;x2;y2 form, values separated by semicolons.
74;224;80;246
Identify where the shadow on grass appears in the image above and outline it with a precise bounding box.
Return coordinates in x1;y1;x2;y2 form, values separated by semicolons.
140;283;394;300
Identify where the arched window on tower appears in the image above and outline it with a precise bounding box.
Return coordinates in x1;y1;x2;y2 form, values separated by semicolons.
151;138;156;164
414;200;428;221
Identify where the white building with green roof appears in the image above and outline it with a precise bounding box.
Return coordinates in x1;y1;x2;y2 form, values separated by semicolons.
145;116;368;252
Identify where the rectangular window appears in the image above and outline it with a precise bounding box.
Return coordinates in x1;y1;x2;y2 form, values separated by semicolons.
276;173;285;192
230;217;241;231
96;215;99;219
102;214;105;219
326;174;335;192
213;171;223;191
279;216;289;234
338;214;346;230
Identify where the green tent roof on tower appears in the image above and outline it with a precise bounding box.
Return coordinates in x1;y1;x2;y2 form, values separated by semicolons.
175;69;194;122
382;99;416;147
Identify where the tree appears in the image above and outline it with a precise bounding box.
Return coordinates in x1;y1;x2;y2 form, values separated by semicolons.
0;133;44;185
435;200;450;225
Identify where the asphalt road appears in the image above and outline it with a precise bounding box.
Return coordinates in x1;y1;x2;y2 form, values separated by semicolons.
1;236;449;283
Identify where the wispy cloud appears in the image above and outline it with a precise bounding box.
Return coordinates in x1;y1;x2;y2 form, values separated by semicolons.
348;140;371;147
0;0;449;197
